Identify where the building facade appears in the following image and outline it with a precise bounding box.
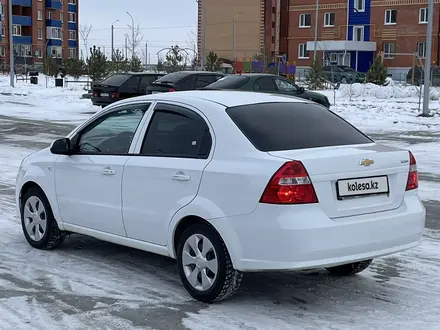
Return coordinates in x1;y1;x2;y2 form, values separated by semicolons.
287;0;439;76
0;0;78;69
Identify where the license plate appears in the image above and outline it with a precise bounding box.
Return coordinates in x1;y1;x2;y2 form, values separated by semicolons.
337;176;389;199
101;93;109;97
152;91;161;94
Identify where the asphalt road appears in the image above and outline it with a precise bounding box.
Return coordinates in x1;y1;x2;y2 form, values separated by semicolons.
0;115;439;330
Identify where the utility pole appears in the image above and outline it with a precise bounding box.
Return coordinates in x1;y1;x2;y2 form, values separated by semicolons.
111;20;119;60
197;0;206;71
125;36;128;59
127;12;135;64
422;0;434;116
313;0;319;61
9;0;14;87
232;12;243;73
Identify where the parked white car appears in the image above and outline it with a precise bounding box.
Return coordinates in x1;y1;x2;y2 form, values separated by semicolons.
16;91;426;302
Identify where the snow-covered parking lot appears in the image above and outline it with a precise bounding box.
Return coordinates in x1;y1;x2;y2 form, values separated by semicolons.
0;76;439;329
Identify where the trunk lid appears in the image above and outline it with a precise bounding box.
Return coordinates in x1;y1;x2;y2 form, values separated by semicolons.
146;82;176;94
268;143;410;219
92;84;119;97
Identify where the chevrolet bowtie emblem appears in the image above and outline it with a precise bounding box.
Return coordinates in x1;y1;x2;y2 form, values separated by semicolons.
359;159;374;166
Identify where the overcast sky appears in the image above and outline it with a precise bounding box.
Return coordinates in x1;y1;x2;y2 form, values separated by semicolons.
79;0;198;63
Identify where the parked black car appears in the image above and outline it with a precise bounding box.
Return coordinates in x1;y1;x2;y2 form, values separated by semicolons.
203;73;331;108
146;71;224;94
92;72;165;107
406;65;440;86
322;65;366;84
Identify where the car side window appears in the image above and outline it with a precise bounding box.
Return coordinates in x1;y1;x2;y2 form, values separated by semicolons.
139;75;156;91
195;74;216;88
124;75;140;91
75;104;150;155
253;77;278;91
140;103;212;158
274;78;299;92
176;75;196;89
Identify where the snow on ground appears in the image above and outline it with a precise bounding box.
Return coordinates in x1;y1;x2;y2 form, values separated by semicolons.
0;76;439;329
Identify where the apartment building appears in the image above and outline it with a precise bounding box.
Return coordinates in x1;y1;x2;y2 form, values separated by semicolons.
0;0;78;68
287;0;438;76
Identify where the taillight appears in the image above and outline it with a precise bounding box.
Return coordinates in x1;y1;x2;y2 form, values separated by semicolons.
260;161;318;204
92;91;98;97
406;151;418;190
111;92;120;98
169;88;176;92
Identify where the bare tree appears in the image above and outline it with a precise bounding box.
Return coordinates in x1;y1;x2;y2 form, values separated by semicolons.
127;22;144;57
80;24;93;59
186;30;199;68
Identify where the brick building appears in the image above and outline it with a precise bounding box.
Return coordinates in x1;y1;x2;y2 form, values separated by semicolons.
285;0;439;76
0;0;79;69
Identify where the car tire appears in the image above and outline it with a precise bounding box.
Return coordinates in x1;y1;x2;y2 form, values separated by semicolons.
21;187;65;250
325;259;373;276
341;77;347;84
176;222;243;303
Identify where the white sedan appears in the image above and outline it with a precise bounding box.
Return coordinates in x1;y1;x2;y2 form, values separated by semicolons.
16;90;426;303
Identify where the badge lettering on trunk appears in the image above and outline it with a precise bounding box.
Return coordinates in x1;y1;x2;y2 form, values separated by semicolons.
359;158;374;167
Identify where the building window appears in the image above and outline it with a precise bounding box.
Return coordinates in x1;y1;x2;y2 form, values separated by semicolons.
0;46;5;57
353;26;364;41
383;42;395;59
299;13;311;28
385;9;397;24
324;12;335;27
298;43;309;59
69;48;76;58
1;25;5;36
68;30;76;40
35;48;42;58
417;42;426;58
68;12;76;22
37;9;43;20
60;13;63;23
0;4;4;17
68;0;76;4
47;27;62;39
419;8;428;24
354;0;365;12
13;45;31;57
37;28;43;40
12;25;21;36
47;11;53;19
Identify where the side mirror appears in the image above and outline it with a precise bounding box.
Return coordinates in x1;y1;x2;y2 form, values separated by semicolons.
50;138;71;155
299;87;305;93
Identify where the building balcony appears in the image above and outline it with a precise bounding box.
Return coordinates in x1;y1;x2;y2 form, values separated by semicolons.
13;36;32;44
12;15;32;26
47;39;62;47
12;0;32;6
68;22;76;30
46;0;62;10
46;19;62;28
68;4;77;12
306;40;377;52
68;40;77;48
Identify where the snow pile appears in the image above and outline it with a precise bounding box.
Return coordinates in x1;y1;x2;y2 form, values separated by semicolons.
337;81;440;100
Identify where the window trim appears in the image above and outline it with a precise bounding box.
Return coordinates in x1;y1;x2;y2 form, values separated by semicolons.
299;13;311;28
383;42;395;59
419;7;428;24
353;25;364;41
354;0;365;12
417;41;426;58
69;103;152;156
298;43;309;59
384;9;397;25
139;102;213;159
324;12;335;27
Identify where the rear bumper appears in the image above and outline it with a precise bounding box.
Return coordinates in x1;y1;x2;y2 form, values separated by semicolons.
210;193;425;272
91;96;119;107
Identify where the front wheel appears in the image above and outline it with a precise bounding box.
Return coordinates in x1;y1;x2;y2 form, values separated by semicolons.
176;223;243;303
326;259;373;276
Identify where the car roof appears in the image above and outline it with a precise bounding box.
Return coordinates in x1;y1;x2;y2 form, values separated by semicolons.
163;71;224;75
121;90;308;108
234;73;280;78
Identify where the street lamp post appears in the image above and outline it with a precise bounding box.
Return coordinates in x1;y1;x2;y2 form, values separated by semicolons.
9;0;14;87
422;0;434;116
196;0;206;70
232;12;243;73
313;0;319;61
111;19;119;60
126;12;135;64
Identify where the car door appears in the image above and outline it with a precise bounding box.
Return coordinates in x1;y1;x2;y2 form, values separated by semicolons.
122;102;213;245
54;102;151;235
273;77;304;97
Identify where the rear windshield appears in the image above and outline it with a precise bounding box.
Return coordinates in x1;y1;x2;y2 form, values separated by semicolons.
206;75;250;89
226;102;372;151
154;72;188;84
101;74;130;86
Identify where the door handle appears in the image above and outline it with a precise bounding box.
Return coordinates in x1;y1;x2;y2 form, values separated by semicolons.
172;171;191;181
100;168;116;175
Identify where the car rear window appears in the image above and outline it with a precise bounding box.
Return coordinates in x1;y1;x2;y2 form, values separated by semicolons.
154;72;188;84
226;102;372;152
101;74;130;86
206;75;250;89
